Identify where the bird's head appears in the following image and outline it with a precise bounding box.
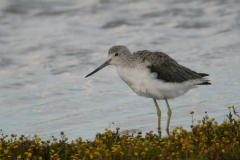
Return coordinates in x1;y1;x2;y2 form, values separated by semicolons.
85;45;131;78
108;45;131;66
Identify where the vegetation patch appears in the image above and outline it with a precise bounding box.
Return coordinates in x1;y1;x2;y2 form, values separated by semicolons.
1;106;240;160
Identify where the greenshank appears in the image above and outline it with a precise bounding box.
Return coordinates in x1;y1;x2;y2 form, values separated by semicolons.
85;45;211;134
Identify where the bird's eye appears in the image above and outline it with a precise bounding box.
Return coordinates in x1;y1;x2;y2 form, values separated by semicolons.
115;53;118;56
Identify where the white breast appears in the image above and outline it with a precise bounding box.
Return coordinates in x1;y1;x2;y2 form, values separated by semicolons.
117;65;198;100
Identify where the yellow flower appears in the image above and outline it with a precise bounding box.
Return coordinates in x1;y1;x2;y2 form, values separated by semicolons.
141;152;146;155
145;148;148;152
133;130;136;133
134;152;138;156
51;149;55;153
204;149;208;154
64;137;68;141
234;120;238;123
89;154;93;159
190;111;194;114
17;155;22;159
199;132;203;135
205;116;209;119
180;138;183;143
198;120;201;123
172;152;175;156
36;138;41;142
190;150;193;153
232;106;234;108
39;157;42;160
222;149;225;153
28;153;32;157
123;132;126;134
105;128;107;131
34;134;38;138
85;150;90;154
204;124;207;128
126;130;129;133
159;154;162;157
228;106;231;109
4;149;9;154
172;128;177;132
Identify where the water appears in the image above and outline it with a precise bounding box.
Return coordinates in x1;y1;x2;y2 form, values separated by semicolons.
0;0;240;141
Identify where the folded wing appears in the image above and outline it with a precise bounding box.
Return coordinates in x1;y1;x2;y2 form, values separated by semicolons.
134;51;211;85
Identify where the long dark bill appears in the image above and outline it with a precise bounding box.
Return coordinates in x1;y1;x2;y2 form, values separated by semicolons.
85;59;110;78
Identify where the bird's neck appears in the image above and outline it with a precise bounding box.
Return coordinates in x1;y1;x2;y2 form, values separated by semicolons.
117;54;140;68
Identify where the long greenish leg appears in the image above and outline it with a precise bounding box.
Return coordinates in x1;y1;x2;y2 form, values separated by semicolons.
153;99;161;132
164;97;172;134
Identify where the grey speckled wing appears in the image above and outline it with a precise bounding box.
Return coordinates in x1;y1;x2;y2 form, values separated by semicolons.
133;50;211;84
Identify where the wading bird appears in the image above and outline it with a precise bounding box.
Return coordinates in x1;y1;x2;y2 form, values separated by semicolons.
85;45;211;134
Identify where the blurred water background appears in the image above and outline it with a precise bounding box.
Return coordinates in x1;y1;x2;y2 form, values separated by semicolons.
0;0;240;141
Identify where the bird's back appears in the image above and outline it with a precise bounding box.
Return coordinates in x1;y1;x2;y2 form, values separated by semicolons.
133;50;211;85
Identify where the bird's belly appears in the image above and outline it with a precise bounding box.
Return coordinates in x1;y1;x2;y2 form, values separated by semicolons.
117;67;196;100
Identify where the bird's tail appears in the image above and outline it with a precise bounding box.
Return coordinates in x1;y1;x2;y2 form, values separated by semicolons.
197;81;211;85
198;73;209;77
